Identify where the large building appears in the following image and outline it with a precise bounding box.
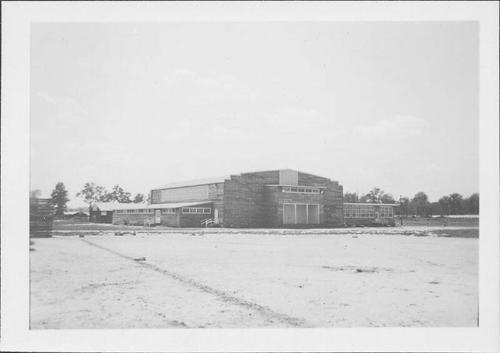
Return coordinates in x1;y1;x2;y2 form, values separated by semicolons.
113;169;345;228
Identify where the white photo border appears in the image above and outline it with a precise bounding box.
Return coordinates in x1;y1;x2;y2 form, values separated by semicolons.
1;1;498;352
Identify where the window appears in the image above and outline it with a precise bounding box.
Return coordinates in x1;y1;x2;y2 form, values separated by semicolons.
162;208;175;214
381;206;393;218
182;207;211;214
101;211;107;215
282;186;321;194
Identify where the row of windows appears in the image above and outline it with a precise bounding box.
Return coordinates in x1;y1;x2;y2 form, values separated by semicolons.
114;208;212;215
282;186;321;194
344;206;393;218
115;209;154;214
182;208;211;214
151;191;161;202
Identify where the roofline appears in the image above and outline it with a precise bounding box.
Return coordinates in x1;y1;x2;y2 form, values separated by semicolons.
344;202;400;206
151;182;225;191
264;184;328;188
114;201;212;210
152;169;340;191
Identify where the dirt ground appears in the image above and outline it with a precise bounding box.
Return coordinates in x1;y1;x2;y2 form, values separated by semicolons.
30;227;478;329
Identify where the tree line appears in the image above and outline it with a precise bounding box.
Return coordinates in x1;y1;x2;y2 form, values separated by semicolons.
344;188;479;217
48;182;147;217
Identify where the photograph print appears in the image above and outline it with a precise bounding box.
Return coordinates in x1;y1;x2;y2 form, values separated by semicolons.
29;20;479;329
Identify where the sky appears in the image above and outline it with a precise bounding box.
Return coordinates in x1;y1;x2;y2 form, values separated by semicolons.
30;22;478;207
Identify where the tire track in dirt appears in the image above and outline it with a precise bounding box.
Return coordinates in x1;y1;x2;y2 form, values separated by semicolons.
81;238;308;327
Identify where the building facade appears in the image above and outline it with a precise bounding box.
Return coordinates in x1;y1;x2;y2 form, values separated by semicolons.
89;203;115;223
101;169;398;228
343;203;397;226
144;169;344;228
112;201;213;227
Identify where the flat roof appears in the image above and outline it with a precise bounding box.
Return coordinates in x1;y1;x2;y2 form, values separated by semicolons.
114;201;212;210
264;184;327;188
344;202;399;206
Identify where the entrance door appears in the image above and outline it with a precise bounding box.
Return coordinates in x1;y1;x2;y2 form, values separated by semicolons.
154;210;161;224
296;204;307;224
283;203;320;225
307;204;320;224
283;204;295;225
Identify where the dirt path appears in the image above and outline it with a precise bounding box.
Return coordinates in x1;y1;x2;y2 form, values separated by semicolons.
30;236;307;328
81;238;308;327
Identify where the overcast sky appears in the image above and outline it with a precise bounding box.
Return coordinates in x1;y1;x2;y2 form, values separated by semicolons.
31;22;478;207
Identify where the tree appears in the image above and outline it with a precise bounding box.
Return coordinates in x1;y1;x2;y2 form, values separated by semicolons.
397;196;410;216
50;182;69;217
464;193;479;214
105;185;132;203
344;192;359;203
380;193;395;204
438;195;451;215
448;193;463;215
411;192;431;217
359;187;394;204
133;193;145;203
76;182;108;204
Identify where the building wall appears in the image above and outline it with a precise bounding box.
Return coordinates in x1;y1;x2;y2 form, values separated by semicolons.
161;213;180;227
179;202;213;227
262;173;343;228
147;170;344;228
90;210;113;223
344;203;395;227
179;213;212;227
222;171;280;228
113;212;153;226
208;183;225;224
150;182;224;224
222;170;343;228
151;182;225;204
264;186;325;227
299;172;344;226
345;217;395;227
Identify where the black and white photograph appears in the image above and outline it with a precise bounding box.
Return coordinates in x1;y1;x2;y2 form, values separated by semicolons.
1;1;499;352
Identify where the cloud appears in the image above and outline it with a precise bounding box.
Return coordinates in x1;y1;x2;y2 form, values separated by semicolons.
162;69;257;104
351;115;429;139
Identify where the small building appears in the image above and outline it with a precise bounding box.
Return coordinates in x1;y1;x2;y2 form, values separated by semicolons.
63;211;89;222
140;169;344;228
30;198;54;237
343;203;397;227
89;202;117;223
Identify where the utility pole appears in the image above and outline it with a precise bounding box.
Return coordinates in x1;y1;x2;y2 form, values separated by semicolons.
399;195;404;226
